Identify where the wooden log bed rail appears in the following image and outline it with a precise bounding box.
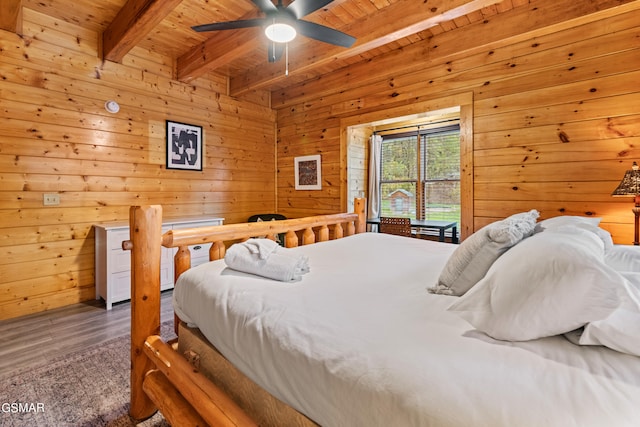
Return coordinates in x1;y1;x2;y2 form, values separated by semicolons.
123;198;367;426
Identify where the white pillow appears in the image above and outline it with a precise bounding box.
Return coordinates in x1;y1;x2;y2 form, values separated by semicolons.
605;245;640;271
448;226;625;341
534;215;601;232
591;226;614;251
430;210;539;296
535;215;613;251
578;271;640;356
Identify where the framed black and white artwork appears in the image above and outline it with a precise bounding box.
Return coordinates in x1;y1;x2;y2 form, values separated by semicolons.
166;120;203;171
294;154;322;190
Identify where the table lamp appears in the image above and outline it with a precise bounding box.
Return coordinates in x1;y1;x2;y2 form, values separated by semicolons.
612;161;640;245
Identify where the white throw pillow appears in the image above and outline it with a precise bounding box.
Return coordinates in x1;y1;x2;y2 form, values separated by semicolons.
448;226;625;341
430;209;539;296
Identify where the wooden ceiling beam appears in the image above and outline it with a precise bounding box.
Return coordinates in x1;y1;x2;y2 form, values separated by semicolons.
103;0;183;63
177;8;263;83
228;0;503;96
0;0;22;34
177;28;263;82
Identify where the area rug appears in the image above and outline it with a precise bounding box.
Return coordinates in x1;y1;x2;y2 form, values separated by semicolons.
0;322;176;427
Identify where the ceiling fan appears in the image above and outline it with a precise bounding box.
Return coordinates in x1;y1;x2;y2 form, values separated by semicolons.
192;0;356;63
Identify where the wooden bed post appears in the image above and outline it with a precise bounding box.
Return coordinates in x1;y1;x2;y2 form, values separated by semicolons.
129;205;162;421
354;197;366;233
210;241;226;260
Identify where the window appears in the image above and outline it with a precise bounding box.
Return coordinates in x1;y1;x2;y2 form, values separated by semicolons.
379;124;460;226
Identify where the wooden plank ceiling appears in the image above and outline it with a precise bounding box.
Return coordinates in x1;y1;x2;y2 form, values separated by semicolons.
11;0;527;96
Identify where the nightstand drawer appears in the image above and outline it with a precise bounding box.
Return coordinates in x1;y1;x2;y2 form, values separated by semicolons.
189;243;212;266
107;230;130;251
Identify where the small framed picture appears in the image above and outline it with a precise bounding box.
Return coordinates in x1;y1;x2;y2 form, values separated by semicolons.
294;154;322;190
166;120;203;171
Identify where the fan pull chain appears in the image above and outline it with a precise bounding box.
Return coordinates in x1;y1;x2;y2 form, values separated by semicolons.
285;43;289;76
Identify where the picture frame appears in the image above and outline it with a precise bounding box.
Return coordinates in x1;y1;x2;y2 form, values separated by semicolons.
294;154;322;190
166;120;203;171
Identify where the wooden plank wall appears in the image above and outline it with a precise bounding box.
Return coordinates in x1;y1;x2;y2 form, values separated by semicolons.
274;2;640;244
0;9;276;320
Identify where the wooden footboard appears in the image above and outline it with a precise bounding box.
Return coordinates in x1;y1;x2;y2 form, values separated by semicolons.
124;198;366;425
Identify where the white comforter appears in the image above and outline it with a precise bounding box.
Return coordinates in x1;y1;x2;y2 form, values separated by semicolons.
173;232;640;427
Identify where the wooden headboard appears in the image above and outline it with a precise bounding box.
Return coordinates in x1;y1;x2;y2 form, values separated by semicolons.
123;198;367;425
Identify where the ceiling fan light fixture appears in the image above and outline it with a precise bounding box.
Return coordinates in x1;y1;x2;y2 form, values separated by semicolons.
265;22;296;43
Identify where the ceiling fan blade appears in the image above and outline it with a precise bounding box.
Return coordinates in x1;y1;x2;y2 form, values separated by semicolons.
192;18;265;32
296;20;356;48
287;0;334;19
268;43;284;63
252;0;278;13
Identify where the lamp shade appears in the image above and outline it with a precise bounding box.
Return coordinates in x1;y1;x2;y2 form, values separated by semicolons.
612;161;640;196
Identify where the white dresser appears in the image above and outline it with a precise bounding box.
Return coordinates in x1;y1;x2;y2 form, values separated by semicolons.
94;216;224;309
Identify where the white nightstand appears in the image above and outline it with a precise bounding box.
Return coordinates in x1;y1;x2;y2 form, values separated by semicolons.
94;216;224;309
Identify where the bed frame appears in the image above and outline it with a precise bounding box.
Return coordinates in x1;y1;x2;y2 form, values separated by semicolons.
123;198;367;426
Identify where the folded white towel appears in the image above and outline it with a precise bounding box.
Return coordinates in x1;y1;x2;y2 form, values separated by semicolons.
224;238;310;282
242;238;279;260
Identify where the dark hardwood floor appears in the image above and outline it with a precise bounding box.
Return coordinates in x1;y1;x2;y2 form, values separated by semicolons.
0;291;175;377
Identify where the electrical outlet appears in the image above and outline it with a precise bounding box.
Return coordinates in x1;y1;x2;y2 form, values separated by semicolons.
43;193;60;206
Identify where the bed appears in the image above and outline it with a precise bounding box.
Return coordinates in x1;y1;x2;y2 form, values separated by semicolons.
125;198;640;426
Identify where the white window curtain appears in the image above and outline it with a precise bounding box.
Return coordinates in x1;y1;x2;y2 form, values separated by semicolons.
367;134;383;223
